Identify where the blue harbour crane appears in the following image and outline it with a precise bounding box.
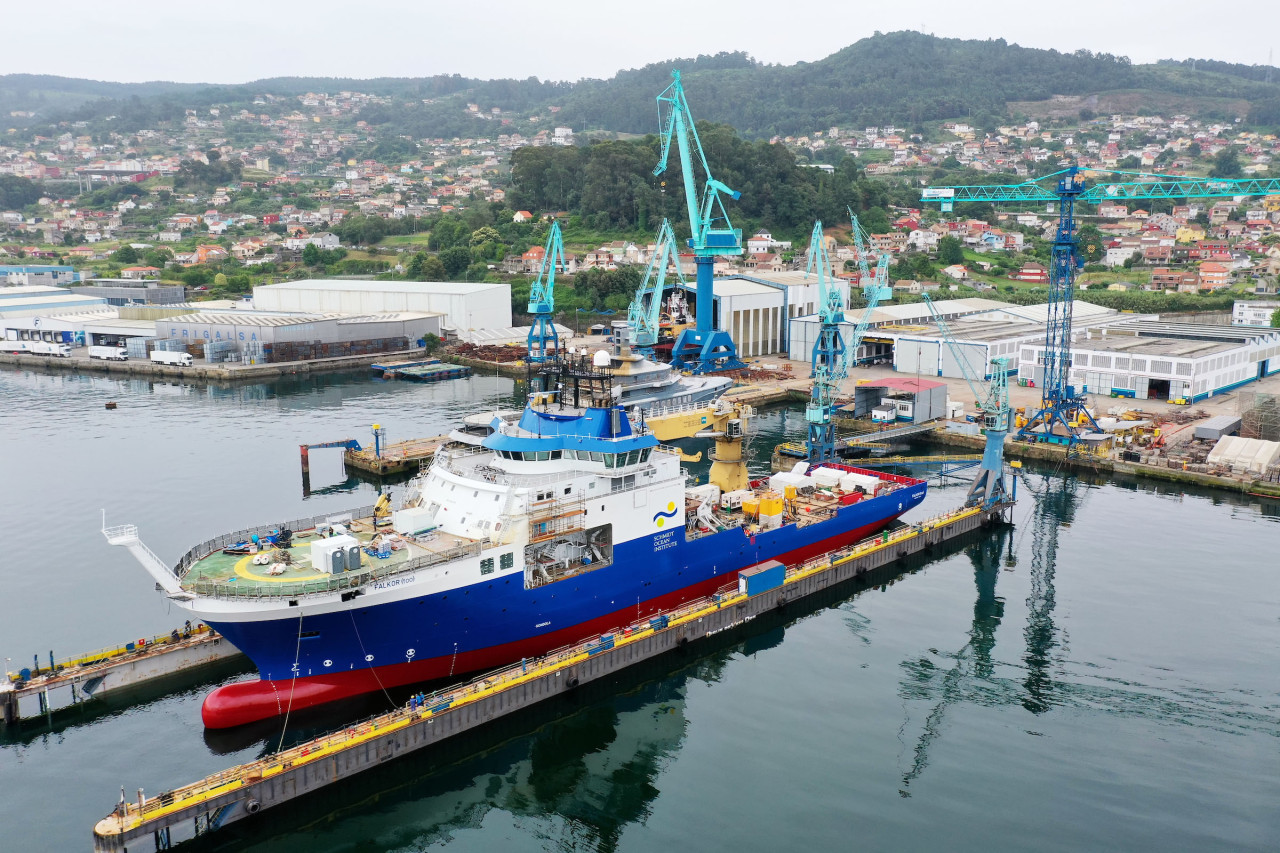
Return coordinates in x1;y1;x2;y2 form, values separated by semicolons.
921;292;1011;510
627;218;686;358
527;219;566;365
922;167;1280;447
653;70;745;375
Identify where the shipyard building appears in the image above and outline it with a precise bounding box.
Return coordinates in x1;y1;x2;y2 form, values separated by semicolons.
252;280;511;333
789;298;1280;403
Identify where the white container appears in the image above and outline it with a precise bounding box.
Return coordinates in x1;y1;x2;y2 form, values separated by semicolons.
719;489;753;509
685;484;721;505
89;346;128;361
311;533;359;574
392;506;435;535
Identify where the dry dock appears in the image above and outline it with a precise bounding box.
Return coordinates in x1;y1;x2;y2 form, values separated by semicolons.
2;627;240;726
91;500;1010;852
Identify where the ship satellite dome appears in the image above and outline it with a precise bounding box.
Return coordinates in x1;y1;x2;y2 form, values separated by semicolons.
592;350;610;368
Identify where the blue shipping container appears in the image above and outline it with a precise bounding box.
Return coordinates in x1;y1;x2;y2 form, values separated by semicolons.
739;560;786;596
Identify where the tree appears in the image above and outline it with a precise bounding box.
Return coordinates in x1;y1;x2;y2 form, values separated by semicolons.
420;255;447;281
438;246;472;278
1187;142;1201;157
938;236;964;265
214;273;228;288
113;245;139;264
1272;308;1280;329
302;242;321;266
1209;148;1242;179
422;333;442;354
1076;224;1105;262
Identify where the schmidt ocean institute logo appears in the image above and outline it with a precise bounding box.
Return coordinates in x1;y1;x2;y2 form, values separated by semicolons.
653;501;678;528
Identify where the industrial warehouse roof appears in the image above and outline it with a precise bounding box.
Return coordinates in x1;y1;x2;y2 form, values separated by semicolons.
456;323;571;345
991;301;1117;324
161;310;350;326
258;279;508;295
1072;335;1238;359
863;377;946;392
335;311;443;324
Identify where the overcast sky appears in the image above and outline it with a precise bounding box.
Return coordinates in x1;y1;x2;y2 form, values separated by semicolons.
3;0;1274;84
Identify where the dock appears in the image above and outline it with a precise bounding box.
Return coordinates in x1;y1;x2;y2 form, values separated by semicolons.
374;359;472;383
343;436;450;476
2;626;240;726
91;500;1011;852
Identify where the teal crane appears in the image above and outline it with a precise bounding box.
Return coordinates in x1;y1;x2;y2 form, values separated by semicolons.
921;292;1011;510
804;215;893;463
847;206;893;303
921;168;1280;446
627;218;686;358
653;70;745;374
804;221;847;463
526;219;565;364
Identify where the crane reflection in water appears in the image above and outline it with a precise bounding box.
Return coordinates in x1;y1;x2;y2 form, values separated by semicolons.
897;470;1082;793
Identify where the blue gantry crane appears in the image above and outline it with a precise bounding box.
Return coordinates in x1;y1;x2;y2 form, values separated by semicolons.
627;218;686;358
922;167;1280;446
921;292;1011;510
653;70;745;375
527;219;566;364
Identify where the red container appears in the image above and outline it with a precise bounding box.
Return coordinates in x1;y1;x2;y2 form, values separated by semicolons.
839;493;861;506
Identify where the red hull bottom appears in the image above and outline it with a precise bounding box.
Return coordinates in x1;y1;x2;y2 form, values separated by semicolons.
201;517;898;728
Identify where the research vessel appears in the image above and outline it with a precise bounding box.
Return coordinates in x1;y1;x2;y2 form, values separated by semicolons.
111;388;925;728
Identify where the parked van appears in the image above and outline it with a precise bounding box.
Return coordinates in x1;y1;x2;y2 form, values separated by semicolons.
89;346;129;361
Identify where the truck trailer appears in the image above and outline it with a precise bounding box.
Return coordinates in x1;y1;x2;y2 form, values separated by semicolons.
150;350;193;367
89;346;129;361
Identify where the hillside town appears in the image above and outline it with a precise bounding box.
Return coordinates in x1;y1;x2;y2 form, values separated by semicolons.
2;91;1280;313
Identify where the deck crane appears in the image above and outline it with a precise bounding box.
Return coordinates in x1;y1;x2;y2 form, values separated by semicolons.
627;218;686;358
653;70;745;375
921;167;1280;447
921;292;1012;510
527;219;565;365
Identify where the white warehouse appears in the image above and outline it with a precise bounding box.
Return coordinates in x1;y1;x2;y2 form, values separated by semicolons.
252;280;511;332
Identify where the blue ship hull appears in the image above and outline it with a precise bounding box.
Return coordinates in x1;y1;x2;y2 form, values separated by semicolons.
202;476;927;727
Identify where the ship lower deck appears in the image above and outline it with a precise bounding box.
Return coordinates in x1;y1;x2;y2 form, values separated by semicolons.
180;519;476;596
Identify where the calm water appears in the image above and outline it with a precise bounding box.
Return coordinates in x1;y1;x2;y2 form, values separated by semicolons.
1;366;1277;852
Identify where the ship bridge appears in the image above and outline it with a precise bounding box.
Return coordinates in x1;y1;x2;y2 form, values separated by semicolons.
483;404;659;460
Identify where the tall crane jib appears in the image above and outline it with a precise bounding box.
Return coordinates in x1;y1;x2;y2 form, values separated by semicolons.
627;219;686;358
653;70;745;375
921;293;1011;510
803;221;847;464
527;219;566;365
920;167;1280;448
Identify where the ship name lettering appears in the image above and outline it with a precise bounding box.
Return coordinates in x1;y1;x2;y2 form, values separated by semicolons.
373;574;415;590
653;531;677;552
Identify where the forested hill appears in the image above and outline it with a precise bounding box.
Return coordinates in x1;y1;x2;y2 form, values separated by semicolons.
0;74;205;124
10;32;1280;136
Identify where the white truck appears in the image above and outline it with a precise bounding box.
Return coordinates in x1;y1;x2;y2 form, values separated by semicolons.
150;350;194;367
89;345;129;361
27;341;72;358
2;340;28;354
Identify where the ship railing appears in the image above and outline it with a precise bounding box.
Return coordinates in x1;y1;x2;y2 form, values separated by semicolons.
173;505;376;578
183;541;481;600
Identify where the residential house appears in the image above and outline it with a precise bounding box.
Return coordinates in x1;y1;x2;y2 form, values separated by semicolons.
512;210;534;223
1010;262;1049;283
1198;261;1231;290
121;266;161;280
941;264;969;281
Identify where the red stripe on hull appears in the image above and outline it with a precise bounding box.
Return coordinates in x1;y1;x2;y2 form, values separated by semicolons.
201;512;901;728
